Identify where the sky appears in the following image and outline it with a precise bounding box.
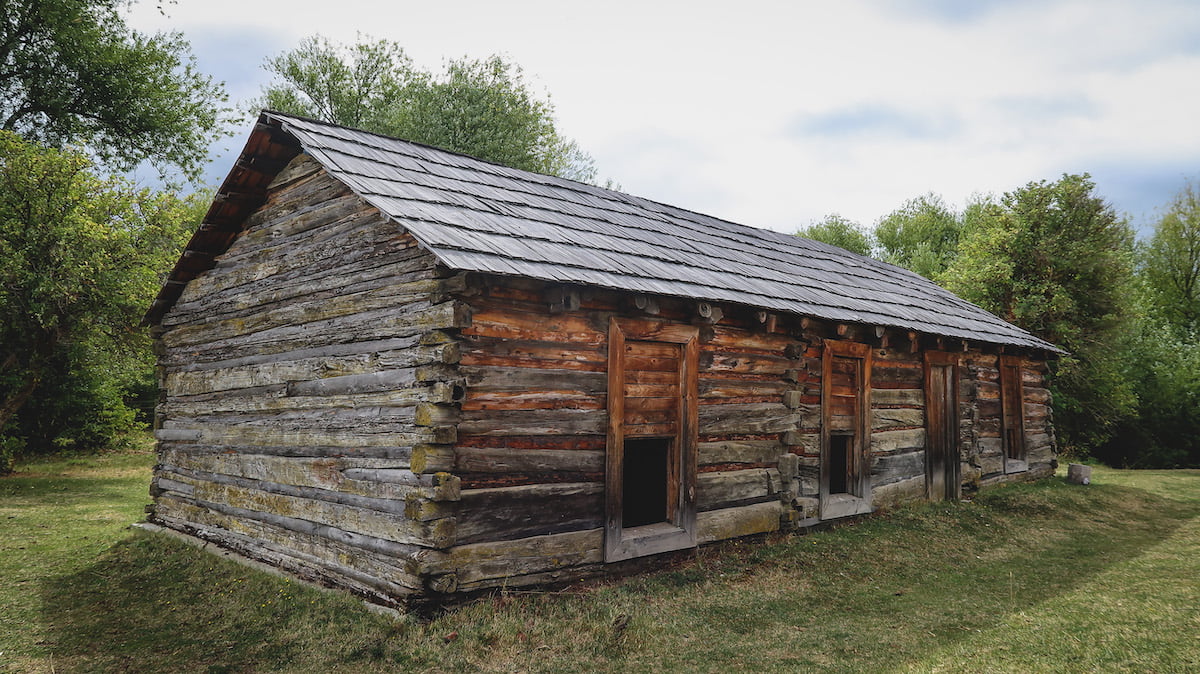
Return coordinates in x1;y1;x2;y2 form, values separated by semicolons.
126;0;1200;236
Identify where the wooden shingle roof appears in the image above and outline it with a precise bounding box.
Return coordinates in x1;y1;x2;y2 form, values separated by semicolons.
147;111;1059;354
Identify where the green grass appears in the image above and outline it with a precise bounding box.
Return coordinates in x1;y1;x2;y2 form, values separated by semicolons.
2;455;1198;673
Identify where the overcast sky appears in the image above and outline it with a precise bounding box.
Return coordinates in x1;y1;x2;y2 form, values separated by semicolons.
127;0;1200;235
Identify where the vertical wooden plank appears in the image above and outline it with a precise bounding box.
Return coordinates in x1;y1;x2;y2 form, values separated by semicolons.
679;332;699;535
604;317;626;560
857;350;872;499
820;343;833;500
1000;355;1026;465
924;351;961;501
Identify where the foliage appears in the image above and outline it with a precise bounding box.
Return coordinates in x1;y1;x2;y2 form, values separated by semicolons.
0;132;199;472
942;174;1137;452
257;35;412;134
795;213;874;256
873;192;962;279
1097;317;1200;468
1096;181;1200;468
1142;178;1200;334
256;36;596;182
0;0;233;180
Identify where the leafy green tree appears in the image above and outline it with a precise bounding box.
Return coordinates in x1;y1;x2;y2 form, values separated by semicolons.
0;0;232;179
255;36;596;182
796;214;874;257
257;36;412;134
942;174;1137;452
1142;179;1200;334
0;132;198;473
874;193;962;279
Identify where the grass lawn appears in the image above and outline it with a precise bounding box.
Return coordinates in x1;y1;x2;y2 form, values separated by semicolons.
2;451;1197;673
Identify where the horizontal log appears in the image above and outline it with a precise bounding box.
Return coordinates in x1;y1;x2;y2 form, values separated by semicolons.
459;337;606;372
461;389;604;412
871;365;923;387
159;448;458;501
151;512;421;605
698;440;783;465
165;281;464;348
870;428;926;454
697;468;781;510
465;305;606;345
460;365;606;394
699;403;805;435
701;378;790;401
458;408;605;436
167;243;437;328
456;482;603;545
454;447;604;473
702;351;791;376
870;388;925;407
153;492;425;561
166;345;456;396
173;406;423;433
160;300;470;367
413;529;604;586
165;472;453;547
157;421;454;448
162;384;455;417
696;501;781;544
165;336;422;373
870;450;925;486
869;474;926;509
871;408;924;430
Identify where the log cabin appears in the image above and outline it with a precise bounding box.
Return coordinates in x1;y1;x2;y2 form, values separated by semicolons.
144;111;1061;607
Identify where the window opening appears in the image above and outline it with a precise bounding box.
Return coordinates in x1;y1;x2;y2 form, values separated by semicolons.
622;438;671;527
828;433;852;495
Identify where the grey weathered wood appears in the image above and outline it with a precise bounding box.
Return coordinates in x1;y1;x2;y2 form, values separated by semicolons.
456;482;604;545
697;468;781;510
455;447;604;473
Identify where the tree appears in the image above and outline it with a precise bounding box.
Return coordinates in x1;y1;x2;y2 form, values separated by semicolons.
942;174;1137;452
0;132;198;473
1142;179;1200;334
257;36;412;134
0;0;232;179
795;214;874;257
255;36;596;182
874;193;962;279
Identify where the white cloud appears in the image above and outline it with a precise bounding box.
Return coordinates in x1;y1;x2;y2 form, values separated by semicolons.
126;0;1200;232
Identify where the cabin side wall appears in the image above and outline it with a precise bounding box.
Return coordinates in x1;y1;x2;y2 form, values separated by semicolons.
413;277;793;593
148;155;468;605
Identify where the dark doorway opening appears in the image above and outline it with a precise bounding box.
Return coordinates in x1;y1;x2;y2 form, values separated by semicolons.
623;438;671;527
829;433;852;494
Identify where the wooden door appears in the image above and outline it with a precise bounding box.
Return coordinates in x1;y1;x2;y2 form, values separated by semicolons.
924;353;960;501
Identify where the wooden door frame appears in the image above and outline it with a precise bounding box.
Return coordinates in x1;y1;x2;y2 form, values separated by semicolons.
999;354;1028;473
924;351;962;501
604;317;698;562
819;339;873;519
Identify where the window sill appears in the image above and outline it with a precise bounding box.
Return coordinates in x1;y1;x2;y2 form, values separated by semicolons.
604;522;696;562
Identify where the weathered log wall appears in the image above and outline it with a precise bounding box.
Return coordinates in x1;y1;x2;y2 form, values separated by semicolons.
150;155;466;602
445;277;791;591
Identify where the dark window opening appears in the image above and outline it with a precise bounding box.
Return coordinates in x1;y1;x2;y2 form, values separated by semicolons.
623;438;671;527
829;433;853;494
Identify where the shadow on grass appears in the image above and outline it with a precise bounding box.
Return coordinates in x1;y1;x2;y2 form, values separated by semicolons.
38;473;1200;673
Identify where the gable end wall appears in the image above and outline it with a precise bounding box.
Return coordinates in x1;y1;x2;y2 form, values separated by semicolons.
149;155;469;606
